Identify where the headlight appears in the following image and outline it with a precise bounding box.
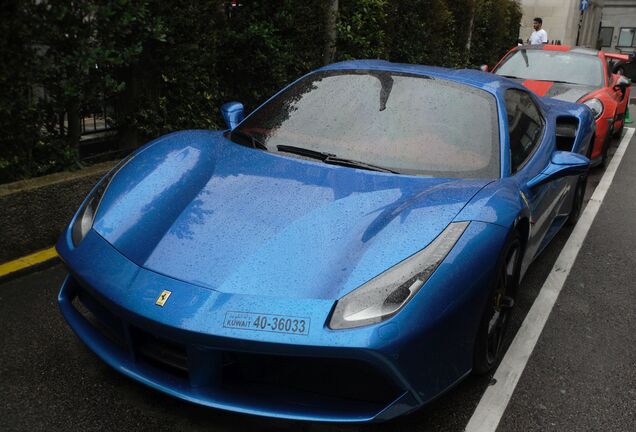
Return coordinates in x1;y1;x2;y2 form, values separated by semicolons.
71;153;135;246
328;221;469;330
583;98;603;119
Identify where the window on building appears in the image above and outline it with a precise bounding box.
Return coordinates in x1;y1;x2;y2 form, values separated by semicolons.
599;27;614;47
617;28;636;47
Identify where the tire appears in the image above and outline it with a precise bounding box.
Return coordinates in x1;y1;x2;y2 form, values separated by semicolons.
586;136;595;159
614;118;625;139
473;232;522;375
599;128;613;167
616;66;625;76
566;175;587;226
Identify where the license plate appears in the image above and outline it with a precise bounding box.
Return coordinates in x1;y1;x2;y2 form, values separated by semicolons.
223;311;310;335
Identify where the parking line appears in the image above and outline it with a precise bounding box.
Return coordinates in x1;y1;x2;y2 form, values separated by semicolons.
0;247;58;279
465;128;634;432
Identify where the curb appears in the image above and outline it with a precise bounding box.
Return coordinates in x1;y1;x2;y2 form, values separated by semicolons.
0;256;61;284
0;161;117;263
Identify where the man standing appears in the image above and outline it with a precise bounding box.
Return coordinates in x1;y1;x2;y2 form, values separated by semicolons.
528;17;548;45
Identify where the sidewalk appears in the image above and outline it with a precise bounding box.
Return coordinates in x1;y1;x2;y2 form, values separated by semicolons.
497;131;636;431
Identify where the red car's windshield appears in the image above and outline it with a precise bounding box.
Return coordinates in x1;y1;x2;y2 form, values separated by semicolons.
495;49;605;87
235;70;500;179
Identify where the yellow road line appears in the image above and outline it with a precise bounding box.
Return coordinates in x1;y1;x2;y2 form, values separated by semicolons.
0;247;58;278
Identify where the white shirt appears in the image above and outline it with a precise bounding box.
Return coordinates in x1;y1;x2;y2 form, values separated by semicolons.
529;29;548;45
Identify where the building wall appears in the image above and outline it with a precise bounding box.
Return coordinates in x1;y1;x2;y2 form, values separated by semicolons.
579;1;605;47
601;1;636;53
519;0;604;47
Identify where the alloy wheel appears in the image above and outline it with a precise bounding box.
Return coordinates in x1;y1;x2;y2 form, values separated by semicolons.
486;245;519;364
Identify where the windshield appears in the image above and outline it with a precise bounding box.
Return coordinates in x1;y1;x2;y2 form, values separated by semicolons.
494;49;604;87
234;70;500;179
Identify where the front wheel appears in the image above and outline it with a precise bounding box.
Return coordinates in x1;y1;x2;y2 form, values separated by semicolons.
614;118;625;139
599;130;612;167
473;233;522;375
566;175;587;226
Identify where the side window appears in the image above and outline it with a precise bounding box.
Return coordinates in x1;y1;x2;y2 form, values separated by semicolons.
505;89;544;173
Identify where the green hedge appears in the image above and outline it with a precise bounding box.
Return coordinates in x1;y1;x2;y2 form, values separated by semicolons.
0;0;521;184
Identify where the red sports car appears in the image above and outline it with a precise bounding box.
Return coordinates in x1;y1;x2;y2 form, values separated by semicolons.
491;45;630;166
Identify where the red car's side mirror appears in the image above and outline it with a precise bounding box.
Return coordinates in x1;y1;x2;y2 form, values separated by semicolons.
614;75;631;93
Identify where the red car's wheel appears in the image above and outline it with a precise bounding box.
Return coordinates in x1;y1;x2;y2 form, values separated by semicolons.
614;116;625;138
600;127;613;167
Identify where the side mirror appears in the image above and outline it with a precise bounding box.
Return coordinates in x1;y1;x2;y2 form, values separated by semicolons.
220;102;245;130
526;151;590;189
614;75;631;92
479;64;489;72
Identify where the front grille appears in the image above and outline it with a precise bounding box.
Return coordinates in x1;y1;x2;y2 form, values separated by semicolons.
71;282;126;349
131;327;189;379
220;351;402;407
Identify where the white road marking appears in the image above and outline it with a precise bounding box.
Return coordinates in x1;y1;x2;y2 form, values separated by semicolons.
465;128;634;432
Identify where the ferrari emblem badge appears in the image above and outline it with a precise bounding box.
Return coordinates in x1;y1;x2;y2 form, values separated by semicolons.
155;290;172;307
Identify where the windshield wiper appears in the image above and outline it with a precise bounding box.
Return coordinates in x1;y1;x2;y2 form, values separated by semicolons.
277;144;334;160
534;79;581;85
323;156;398;173
277;145;397;173
498;74;521;80
229;130;268;150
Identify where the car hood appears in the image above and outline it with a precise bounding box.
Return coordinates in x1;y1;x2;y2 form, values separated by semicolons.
521;79;598;103
93;131;490;300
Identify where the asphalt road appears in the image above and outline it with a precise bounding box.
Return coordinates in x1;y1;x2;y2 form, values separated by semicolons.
0;133;631;432
497;129;636;432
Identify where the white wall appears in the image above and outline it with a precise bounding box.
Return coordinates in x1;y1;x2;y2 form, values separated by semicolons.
579;1;605;47
602;1;636;52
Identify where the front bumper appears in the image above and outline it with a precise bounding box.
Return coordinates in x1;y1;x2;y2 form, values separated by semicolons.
57;222;504;422
58;231;422;422
59;274;419;422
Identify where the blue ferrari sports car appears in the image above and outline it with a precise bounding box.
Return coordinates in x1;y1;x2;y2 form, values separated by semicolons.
57;60;594;422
